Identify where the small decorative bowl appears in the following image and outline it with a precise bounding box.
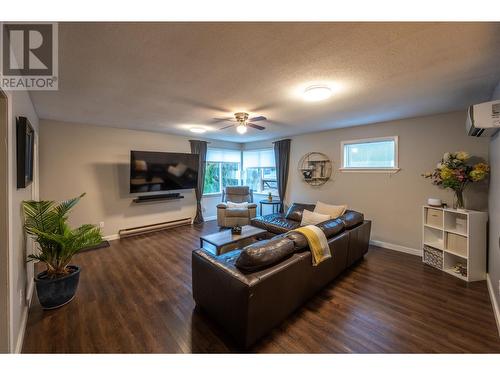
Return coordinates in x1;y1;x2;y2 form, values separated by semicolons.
231;226;242;234
427;198;442;207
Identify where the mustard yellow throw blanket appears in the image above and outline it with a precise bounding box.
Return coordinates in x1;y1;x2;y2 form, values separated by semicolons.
292;225;331;266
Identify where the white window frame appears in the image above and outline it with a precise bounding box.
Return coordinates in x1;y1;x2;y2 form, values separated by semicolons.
340;136;400;173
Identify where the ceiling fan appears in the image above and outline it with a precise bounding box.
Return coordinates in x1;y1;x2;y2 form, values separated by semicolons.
215;112;267;134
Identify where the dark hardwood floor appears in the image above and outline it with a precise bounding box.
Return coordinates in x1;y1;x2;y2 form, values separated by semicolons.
22;221;500;353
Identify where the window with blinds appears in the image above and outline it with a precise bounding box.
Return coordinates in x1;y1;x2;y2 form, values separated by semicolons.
203;148;241;194
242;149;277;195
202;148;278;195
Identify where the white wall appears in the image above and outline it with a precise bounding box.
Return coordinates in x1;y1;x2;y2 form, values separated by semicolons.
246;111;489;252
488;83;500;325
39;120;238;238
4;89;39;353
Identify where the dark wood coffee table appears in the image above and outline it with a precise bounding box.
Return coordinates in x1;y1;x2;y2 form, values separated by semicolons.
199;225;267;255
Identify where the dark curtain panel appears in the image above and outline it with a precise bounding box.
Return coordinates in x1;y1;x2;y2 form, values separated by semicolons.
273;139;291;213
189;140;208;224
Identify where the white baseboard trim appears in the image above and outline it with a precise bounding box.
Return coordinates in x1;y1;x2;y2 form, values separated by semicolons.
15;279;34;353
370;240;422;257
487;273;500;337
26;279;34;306
103;217;216;241
103;234;120;241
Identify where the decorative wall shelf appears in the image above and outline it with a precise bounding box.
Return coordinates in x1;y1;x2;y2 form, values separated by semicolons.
298;152;332;186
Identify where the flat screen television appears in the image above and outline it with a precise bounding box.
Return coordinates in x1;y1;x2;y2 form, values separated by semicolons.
130;151;199;193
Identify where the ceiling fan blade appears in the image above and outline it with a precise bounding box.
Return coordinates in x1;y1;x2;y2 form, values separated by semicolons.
249;116;267;122
212;117;235;124
219;124;235;130
247;123;266;130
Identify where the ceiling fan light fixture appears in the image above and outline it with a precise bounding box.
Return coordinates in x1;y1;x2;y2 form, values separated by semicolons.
236;124;247;134
303;85;332;102
189;127;207;134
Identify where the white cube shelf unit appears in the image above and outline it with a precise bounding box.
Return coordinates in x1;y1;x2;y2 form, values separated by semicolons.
422;206;487;281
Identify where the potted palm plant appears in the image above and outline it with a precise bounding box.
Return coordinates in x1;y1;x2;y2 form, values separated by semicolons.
23;193;103;309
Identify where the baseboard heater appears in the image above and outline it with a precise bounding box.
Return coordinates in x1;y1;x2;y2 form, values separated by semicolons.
118;217;192;238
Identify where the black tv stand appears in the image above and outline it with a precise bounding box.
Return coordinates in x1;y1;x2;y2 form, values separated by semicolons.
133;193;184;203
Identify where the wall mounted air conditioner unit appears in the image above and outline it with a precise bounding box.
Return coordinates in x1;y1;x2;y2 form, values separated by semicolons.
466;99;500;137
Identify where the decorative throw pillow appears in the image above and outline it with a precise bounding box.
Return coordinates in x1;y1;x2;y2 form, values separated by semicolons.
235;236;295;272
285;203;316;221
314;201;347;219
300;209;331;226
227;201;249;208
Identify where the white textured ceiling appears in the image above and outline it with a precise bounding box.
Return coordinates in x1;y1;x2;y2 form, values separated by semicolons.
31;22;500;142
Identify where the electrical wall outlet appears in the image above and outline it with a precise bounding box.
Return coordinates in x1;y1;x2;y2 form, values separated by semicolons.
99;221;105;229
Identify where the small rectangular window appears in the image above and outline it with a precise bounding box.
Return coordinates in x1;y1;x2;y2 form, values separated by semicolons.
341;136;399;171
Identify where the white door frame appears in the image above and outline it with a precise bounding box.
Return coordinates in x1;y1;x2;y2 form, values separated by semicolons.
0;89;9;353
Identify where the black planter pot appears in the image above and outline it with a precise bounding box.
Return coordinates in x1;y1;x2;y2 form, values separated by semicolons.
34;265;81;309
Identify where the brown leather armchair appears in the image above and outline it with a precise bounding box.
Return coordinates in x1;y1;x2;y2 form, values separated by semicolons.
217;186;257;227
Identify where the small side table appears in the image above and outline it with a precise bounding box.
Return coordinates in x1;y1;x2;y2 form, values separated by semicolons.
259;199;282;215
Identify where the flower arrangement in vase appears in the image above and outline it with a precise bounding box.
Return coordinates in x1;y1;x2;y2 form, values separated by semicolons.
422;151;489;210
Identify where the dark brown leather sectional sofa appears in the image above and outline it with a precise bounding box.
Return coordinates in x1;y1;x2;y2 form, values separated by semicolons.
192;203;371;348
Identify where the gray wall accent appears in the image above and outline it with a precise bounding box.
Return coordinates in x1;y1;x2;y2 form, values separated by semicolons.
489;130;500;306
488;81;500;309
492;82;500;101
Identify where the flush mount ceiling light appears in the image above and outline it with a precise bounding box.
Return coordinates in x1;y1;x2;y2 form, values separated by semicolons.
303;85;332;102
189;127;207;134
236;124;247;134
